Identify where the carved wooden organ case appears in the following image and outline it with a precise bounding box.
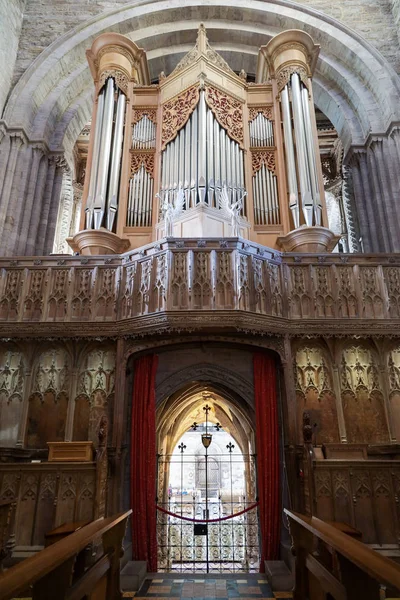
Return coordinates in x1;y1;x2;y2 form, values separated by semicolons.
76;26;329;253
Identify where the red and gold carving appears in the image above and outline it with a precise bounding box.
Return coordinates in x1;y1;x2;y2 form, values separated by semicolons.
205;85;244;147
248;106;273;122
162;85;200;149
251;150;276;175
132;107;157;125
130;151;155;177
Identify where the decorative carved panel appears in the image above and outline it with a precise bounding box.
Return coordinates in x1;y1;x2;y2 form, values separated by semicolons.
94;268;118;320
47;269;69;320
313;266;335;318
388;347;400;441
171;253;188;309
216;252;234;309
359;267;384;318
162;85;200;149
192;252;212;310
23;270;46;321
0;350;24;447
74;349;116;444
248;106;273;122
132;107;157;125
288;267;312;318
340;346;389;443
295;346;339;444
130;151;155;177
71;269;94;320
336;266;358;318
251;150;276;175
0;269;22;320
205;85;244;147
383;267;400;318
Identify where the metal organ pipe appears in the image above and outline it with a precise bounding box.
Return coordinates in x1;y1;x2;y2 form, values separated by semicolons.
106;92;126;231
86;90;105;228
301;85;322;225
291;73;314;226
160;92;246;219
93;77;115;229
281;85;300;228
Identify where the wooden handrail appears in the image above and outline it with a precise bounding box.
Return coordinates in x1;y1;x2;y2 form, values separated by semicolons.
285;509;400;597
0;510;132;600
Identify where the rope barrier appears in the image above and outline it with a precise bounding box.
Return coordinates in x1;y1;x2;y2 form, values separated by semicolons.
156;502;259;523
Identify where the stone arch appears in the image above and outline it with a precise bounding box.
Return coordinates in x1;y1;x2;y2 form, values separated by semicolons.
156;362;254;410
4;0;400;160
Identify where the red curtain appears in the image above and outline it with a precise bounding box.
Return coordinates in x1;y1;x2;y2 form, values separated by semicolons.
253;352;280;568
130;354;158;572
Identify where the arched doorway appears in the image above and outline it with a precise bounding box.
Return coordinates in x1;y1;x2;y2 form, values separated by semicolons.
156;387;259;573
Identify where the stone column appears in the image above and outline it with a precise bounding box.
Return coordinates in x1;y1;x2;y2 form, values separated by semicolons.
35;156;57;255
68;32;150;256
43;159;65;255
0;132;24;240
24;155;49;255
6;144;45;255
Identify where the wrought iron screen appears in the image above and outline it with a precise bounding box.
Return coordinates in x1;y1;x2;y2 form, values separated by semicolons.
156;448;259;573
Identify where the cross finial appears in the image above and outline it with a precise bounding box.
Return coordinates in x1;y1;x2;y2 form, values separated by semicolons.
178;443;186;454
226;442;235;453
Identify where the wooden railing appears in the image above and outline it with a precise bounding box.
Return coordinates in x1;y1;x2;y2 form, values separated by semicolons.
0;510;131;600
0;240;398;335
285;509;400;599
0;462;96;548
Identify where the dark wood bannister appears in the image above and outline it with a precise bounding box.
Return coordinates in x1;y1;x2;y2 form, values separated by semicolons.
0;510;131;600
286;509;400;600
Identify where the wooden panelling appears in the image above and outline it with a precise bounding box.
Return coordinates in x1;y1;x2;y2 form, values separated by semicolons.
314;461;400;545
0;463;96;547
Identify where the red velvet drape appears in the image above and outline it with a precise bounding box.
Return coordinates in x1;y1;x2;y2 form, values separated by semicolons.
253;352;280;568
130;354;158;572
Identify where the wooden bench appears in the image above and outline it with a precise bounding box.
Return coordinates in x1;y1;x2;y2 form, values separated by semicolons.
0;510;132;600
285;508;400;600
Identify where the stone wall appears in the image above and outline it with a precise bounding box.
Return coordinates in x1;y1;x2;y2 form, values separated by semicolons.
0;0;25;116
8;0;400;102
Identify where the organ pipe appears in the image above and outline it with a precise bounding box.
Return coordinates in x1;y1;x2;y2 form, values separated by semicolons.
281;85;300;228
85;90;104;228
93;77;115;229
291;73;314;227
107;92;126;231
160;90;246;215
301;85;322;225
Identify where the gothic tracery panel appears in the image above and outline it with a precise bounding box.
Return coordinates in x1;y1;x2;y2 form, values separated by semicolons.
295;346;339;444
0;349;24;447
388;346;400;442
26;348;70;448
340;345;389;443
73;348;116;443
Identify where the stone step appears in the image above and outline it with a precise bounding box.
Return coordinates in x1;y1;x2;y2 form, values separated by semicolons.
120;560;147;592
264;560;293;591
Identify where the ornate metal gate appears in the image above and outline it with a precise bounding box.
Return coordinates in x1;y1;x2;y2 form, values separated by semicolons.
156;408;260;573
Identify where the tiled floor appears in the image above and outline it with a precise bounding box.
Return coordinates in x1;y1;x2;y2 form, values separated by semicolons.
122;577;293;599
